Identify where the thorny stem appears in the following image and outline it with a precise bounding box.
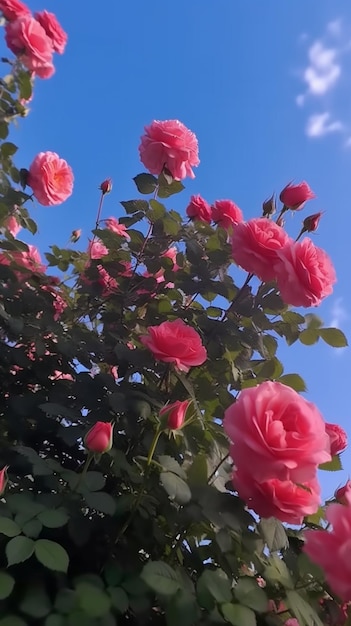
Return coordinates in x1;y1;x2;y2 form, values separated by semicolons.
221;272;253;321
130;185;159;280
207;453;230;485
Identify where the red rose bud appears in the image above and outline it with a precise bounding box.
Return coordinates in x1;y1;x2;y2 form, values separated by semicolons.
0;465;9;496
279;181;315;211
99;178;112;195
71;228;81;242
303;211;323;233
335;480;351;505
262;195;276;217
326;422;348;456
84;421;113;454
160;400;191;431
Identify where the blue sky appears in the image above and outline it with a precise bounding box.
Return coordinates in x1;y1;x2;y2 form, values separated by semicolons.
1;0;351;498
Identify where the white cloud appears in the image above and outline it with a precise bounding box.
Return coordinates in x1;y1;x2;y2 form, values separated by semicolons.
303;41;341;96
330;297;348;328
327;19;342;36
305;112;343;137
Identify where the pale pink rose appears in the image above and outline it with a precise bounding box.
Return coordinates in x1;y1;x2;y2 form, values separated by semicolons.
284;620;300;626
140;318;207;373
162;246;180;270
96;265;118;296
186;194;212;223
88;239;108;259
0;244;46;277
104;217;130;240
110;365;119;380
5;16;54;78
224;381;331;483
4;214;21;237
335;481;351;506
28;151;73;206
275;238;336;307
304;502;351;601
280;181;315;210
256;577;266;588
212;199;243;229
34;10;67;54
231;218;292;282
139;119;200;180
118;261;132;277
160;400;191;430
42;284;67;320
325;422;348;456
233;469;321;524
0;0;30;21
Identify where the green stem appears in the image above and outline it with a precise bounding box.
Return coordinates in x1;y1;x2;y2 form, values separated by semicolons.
207;453;230;485
74;453;94;491
175;370;204;430
221;272;253;321
276;204;288;224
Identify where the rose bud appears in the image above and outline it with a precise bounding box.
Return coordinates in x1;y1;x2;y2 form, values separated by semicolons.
303;211;323;233
70;229;81;243
160;400;191;431
335;480;351;505
84;422;114;454
0;465;9;496
262;194;276;217
99;178;112;195
326;422;348;456
279;181;315;211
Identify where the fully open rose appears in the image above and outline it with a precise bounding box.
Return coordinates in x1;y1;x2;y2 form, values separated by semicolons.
140;319;207;372
211;199;243;229
186;194;212;223
0;0;30;21
5;15;54;78
28;151;74;206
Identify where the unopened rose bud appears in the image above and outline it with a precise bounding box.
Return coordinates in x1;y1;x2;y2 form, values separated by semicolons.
335;480;351;505
325;422;348;456
279;181;315;211
262;195;276;217
303;211;323;233
84;422;114;454
0;465;9;496
71;229;81;243
159;400;191;431
99;178;112;195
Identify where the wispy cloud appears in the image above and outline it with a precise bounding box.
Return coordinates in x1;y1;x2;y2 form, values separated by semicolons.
303;41;341;97
330;297;348;328
306;112;343;137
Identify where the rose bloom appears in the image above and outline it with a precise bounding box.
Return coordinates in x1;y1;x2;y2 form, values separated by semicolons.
0;466;9;496
160;400;191;430
303;211;323;233
104;217;130;240
325;422;348;456
0;244;46;277
87;239;108;259
186;194;212;223
275;238;336;308
139;119;200;181
28;151;73;206
233;469;321;525
41;284;67;320
96;265;118;296
5;15;54;78
280;181;315;210
162;246;180;270
284;620;300;626
4;214;21;237
304;502;351;601
48;370;74;381
231;218;292;282
0;0;30;21
84;422;114;454
335;481;351;506
224;381;331;483
140;318;207;373
211;199;243;229
34;10;67;54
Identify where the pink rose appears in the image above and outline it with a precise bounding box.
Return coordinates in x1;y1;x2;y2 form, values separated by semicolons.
28;151;74;205
0;244;46;277
4;214;21;237
0;466;9;497
99;178;112;194
233;470;321;525
303;212;323;233
186;194;212;223
5;16;54;78
211;199;243;229
280;181;315;210
139;119;200;181
162;246;180;270
326;422;348;456
0;0;30;21
88;239;109;259
41;284;67;320
224;381;331;483
140;319;207;373
231;218;292;282
104;217;130;240
49;371;74;381
84;422;114;454
34;10;67;54
335;481;351;506
160;400;191;430
96;266;118;296
275;238;336;307
284;620;300;626
304;502;351;601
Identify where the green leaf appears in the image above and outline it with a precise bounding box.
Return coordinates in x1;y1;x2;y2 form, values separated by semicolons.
234;578;267;612
19;584;51;618
299;328;319;346
157;178;185;199
319;327;348;348
22;519;42;538
6;536;34;566
45;616;65;626
35;539;69;573
76;582;111;618
83;471;106;491
38;509;69;528
120;199;149;214
104;563;124;587
286;590;324;626
258;517;289;552
166;589;199;626
319;454;342;471
221;603;256;626
264;555;293;589
160;472;192;504
159;455;186;479
0;122;9;140
133;173;158;194
141;561;181;596
277;373;307;392
0;571;15;600
84;491;116;515
18;70;32;101
187;454;208;486
305;313;323;329
0;517;21;537
1;142;17;157
197;569;232;605
108;587;129;614
54;589;78;614
0;618;27;626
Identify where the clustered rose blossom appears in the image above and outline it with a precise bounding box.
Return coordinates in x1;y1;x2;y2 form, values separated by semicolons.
160;400;191;431
140;319;207;373
84;422;114;454
325;422;348;456
224;381;331;524
0;0;30;20
41;284;67;320
304;501;351;601
3;213;21;237
186;194;212;223
27;151;73;206
104;217;130;240
0;244;46;278
211;199;243;229
139;119;200;181
88;239;108;259
280;181;315;210
34;10;67;54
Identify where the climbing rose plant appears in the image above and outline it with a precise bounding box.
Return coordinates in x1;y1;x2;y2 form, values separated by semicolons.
0;3;350;625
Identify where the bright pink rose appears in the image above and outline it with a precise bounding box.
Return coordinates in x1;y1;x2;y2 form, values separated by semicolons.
0;244;46;276
0;466;9;496
88;239;108;259
275;238;336;307
233;470;321;525
4;214;21;236
34;10;67;54
162;246;180;269
5;15;54;78
84;422;114;454
160;400;191;430
335;481;351;506
224;381;331;483
325;422;348;456
186;194;212;223
28;151;74;205
104;217;130;240
304;502;351;601
140;319;207;373
96;265;118;296
280;181;315;210
110;365;119;380
211;199;243;229
0;0;29;20
231;218;292;282
284;620;300;626
139;119;200;181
